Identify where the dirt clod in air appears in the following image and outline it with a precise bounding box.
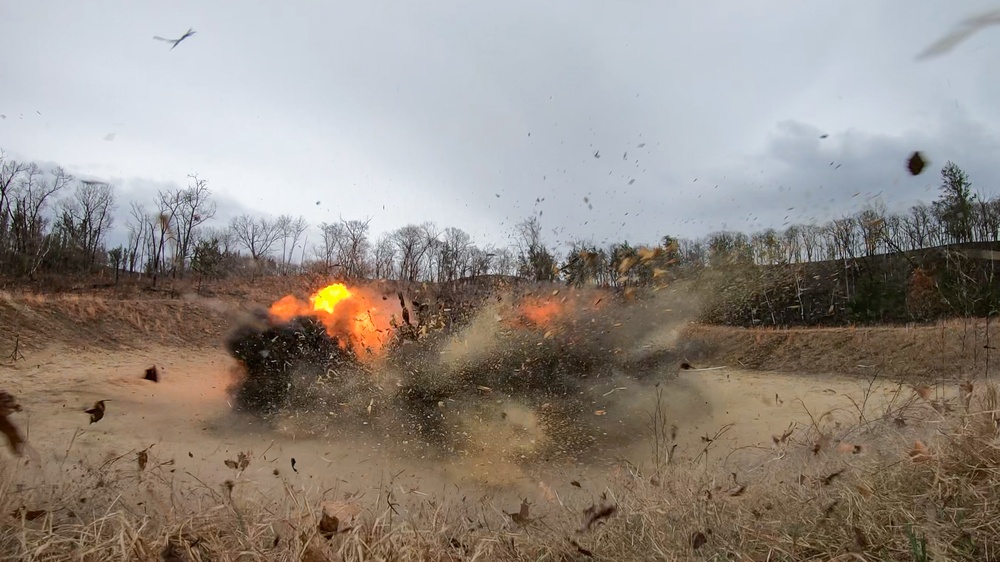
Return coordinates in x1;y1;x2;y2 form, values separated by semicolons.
579;500;617;532
84;400;107;424
144;365;159;382
319;501;361;537
907;151;928;175
0;391;25;456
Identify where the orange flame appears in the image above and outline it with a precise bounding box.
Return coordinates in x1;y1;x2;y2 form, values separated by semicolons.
519;298;563;327
267;283;392;358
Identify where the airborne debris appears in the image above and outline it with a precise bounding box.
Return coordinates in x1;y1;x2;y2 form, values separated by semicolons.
691;530;708;550
137;449;148;471
153;28;196;50
144;365;159;383
319;500;361;537
907;151;928;176
0;391;25;456
10;507;47;521
579;499;617;532
822;469;845;486
916;8;1000;60
224;451;251;471
84;400;107;424
508;499;531;525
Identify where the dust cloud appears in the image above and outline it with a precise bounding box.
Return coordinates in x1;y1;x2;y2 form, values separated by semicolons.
1;280;919;511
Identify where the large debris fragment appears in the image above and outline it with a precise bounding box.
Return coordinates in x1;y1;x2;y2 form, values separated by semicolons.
0;391;25;456
226;315;359;415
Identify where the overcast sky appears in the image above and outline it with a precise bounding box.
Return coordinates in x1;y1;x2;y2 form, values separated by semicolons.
1;1;999;253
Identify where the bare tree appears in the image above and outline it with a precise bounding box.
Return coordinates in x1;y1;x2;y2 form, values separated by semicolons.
316;221;343;273
231;214;282;261
338;218;372;279
125;202;149;274
283;216;309;273
61;180;116;268
9;165;73;276
0;151;29;253
170;174;216;276
438;227;472;281
372;232;396;279
393;224;433;282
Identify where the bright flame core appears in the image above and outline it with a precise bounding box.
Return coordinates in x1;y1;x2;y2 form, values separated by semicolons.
267;283;391;357
311;284;352;314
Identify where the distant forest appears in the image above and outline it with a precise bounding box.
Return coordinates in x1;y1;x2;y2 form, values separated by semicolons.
1;147;997;326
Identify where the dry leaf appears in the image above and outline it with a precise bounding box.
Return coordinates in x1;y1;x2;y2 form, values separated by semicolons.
960;381;974;395
852;526;869;552
84;400;107;424
910;441;933;462
773;423;794;445
691;531;708;550
912;384;932;401
856;483;874;498
617;256;639;274
570;480;582;488
637;246;662;262
726;484;746;497
11;507;47;521
821;469;845;486
509;499;531;525
539;481;559;504
237;451;250;470
580;501;617;532
0;393;24;456
594;410;606;416
0;392;22;417
836;442;856;454
224;459;238;470
319;500;361;537
137;450;148;471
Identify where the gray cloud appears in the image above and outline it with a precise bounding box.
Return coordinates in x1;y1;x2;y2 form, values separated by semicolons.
1;1;998;254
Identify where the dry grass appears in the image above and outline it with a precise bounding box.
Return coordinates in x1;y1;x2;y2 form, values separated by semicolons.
2;380;998;561
684;318;1000;380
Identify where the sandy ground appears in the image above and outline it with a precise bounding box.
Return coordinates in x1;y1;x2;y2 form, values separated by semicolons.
0;344;958;515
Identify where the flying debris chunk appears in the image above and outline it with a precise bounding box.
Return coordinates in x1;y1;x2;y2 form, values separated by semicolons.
907;151;928;176
154;28;196;50
819;134;829;139
144;365;159;382
917;8;1000;60
103;133;116;142
0;391;25;456
593;150;601;159
84;400;108;424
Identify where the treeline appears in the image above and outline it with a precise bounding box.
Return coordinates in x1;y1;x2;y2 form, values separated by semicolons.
1;147;997;325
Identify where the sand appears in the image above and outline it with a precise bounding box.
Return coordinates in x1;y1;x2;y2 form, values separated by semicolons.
0;342;955;512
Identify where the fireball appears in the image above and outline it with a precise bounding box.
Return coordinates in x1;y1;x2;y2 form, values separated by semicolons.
268;283;392;357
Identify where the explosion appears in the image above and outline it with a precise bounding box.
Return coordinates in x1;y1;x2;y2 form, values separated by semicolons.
268;283;391;357
225;280;697;463
516;297;563;328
